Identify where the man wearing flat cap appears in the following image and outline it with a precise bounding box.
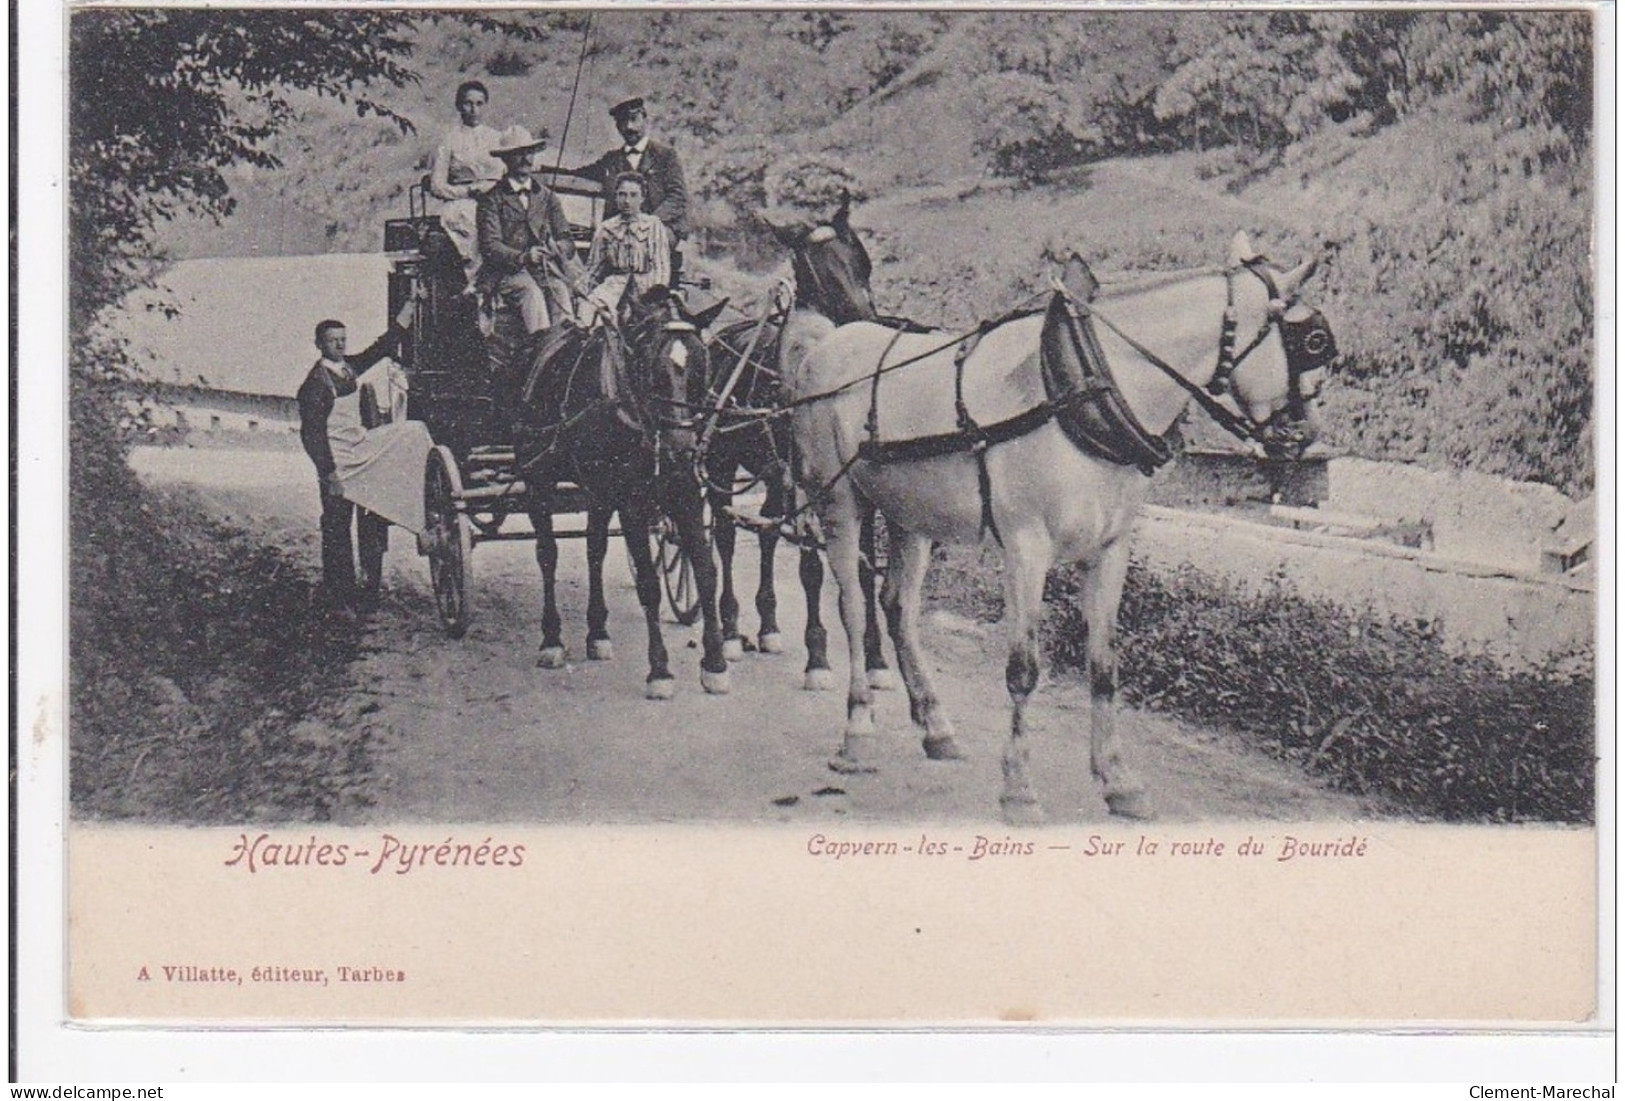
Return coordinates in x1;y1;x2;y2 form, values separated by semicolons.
476;125;586;404
575;97;689;246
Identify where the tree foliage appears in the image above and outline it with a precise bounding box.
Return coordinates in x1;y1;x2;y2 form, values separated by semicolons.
69;9;428;330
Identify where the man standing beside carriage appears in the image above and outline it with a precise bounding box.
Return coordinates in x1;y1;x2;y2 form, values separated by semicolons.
298;293;429;613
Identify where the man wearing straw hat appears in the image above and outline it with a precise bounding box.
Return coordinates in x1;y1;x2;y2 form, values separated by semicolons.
476;125;586;401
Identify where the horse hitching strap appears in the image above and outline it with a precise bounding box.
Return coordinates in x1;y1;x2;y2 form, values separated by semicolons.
954;329;1003;545
856;403;1055;463
856;326;1012;545
864;325;909;446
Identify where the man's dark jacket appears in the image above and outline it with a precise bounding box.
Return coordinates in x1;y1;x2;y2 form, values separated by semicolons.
576;140;689;240
296;325;404;478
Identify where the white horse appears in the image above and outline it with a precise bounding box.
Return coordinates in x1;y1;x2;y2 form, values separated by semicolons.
779;226;1335;822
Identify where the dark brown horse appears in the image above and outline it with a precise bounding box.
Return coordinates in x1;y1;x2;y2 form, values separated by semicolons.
698;197;908;691
515;288;732;698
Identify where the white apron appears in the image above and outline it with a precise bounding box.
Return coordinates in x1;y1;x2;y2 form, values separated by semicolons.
326;361;433;533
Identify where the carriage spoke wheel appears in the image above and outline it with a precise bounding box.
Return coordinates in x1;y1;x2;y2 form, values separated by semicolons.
424;444;474;638
651;512;705;627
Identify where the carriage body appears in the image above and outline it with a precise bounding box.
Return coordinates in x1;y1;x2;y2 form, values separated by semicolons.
382;174;703;636
385;171;603;459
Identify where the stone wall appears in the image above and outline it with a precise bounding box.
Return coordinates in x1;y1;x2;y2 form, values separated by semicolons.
1132;506;1594;673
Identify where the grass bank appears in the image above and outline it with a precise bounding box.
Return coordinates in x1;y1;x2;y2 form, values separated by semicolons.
924;546;1595;824
71;477;376;822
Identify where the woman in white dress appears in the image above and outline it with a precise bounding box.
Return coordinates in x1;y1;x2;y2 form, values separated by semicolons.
428;80;504;288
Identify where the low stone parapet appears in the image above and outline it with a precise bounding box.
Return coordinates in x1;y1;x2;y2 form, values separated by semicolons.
1132;505;1594;673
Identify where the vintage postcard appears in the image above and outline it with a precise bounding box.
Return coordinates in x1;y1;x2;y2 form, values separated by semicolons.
17;0;1612;1080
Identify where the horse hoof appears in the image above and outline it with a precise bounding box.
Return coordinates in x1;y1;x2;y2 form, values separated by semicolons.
759;632;785;655
803;668;835;692
1106;790;1155;821
701;669;732;695
867;668;897;691
588;639;614;661
829;731;879;774
645;678;676;701
723;638;745;663
999;796;1047;827
537;646;567;670
923;735;966;762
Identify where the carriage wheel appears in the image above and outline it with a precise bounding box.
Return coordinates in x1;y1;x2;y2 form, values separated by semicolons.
424;444;474;638
653;513;704;626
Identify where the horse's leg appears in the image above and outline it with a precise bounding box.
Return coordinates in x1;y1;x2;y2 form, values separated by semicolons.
531;494;567;670
584;502;614;661
621;494;675;699
799;540;833;691
709;468;745;662
823;484;877;772
754;474;784;654
671;482;731;695
860;509;896;691
998;530;1052;825
881;527;963;761
1080;538;1152;820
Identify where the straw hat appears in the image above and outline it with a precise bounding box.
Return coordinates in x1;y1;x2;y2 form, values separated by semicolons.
489;125;550;159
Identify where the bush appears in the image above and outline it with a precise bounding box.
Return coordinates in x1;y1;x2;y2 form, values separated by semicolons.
1303;112;1594;492
71;482;375;822
764;154;868;211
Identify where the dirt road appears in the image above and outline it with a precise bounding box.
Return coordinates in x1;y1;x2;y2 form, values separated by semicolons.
133;443;1369;826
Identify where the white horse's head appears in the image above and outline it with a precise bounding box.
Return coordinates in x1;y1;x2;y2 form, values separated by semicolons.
1221;232;1339;459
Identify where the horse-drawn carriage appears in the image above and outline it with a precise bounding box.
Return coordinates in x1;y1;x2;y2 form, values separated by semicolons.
382;171;703;638
378;174;1340;818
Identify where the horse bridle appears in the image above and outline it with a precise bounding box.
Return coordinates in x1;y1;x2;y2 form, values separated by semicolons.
792;224;877;327
634;317;712;438
1208;258;1338;400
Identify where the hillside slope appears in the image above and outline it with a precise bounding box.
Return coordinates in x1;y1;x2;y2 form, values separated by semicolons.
144;10;1594;492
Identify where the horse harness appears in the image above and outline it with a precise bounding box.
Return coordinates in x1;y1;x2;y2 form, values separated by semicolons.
853;261;1337;546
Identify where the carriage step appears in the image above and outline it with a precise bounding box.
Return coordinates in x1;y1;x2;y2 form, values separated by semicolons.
459;481;529;502
466;447;516;466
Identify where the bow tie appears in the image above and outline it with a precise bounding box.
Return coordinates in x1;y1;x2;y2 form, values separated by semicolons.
625;147;642;157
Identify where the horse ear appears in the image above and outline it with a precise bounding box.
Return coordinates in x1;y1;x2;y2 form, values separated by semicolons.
691;298;729;331
1228;231;1258;267
1275;257;1320;301
1060;252;1098;302
833;190;853;233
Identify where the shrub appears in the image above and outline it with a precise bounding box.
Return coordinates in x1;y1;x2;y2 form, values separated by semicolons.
923;548;1594;823
71;483;375;822
484;46;531;77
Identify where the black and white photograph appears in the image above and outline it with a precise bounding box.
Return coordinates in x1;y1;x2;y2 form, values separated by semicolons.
17;0;1610;1078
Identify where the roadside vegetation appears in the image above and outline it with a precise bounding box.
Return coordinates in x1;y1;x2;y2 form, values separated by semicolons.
70;459;376;821
926;547;1595;824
